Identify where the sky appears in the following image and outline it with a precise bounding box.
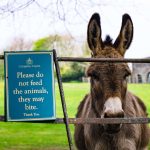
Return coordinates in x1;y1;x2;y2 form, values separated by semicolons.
0;0;150;58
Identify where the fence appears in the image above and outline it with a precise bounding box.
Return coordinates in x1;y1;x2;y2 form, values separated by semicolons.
0;50;150;150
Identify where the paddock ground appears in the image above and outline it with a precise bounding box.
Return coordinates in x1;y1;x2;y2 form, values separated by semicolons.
0;81;150;149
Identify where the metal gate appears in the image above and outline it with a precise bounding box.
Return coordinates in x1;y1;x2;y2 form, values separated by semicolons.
0;49;150;150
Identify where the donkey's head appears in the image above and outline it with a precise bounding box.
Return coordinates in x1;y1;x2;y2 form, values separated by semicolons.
87;13;133;134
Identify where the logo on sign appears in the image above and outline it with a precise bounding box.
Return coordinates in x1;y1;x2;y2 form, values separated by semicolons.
26;57;33;65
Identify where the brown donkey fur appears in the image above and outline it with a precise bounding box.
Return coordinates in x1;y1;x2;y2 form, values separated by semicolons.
74;13;150;150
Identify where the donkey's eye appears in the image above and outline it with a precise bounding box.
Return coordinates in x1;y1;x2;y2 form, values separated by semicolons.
89;71;99;80
86;66;100;80
91;72;99;80
123;71;131;79
123;67;131;79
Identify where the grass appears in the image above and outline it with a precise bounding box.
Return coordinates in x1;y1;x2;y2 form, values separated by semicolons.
0;81;150;149
128;84;150;113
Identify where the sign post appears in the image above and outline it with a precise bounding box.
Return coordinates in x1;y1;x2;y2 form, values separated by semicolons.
4;51;56;121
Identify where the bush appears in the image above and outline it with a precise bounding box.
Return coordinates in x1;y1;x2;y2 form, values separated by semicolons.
0;61;4;79
61;62;85;82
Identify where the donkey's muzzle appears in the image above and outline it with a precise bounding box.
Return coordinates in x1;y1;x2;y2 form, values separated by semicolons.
102;97;124;134
104;124;122;134
103;111;124;134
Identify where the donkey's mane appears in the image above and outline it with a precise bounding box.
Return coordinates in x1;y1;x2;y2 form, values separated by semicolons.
103;35;113;46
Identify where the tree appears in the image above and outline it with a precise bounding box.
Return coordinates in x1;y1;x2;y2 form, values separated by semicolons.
32;36;55;51
61;62;86;82
33;34;74;57
0;0;111;38
33;34;87;82
82;42;91;57
8;37;33;51
0;60;4;80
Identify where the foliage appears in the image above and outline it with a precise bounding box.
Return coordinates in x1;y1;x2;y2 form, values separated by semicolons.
0;60;4;79
61;62;86;82
82;42;91;57
33;35;59;51
32;35;74;57
33;35;87;82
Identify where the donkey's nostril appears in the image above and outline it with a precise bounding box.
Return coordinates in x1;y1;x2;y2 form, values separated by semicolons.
104;112;111;118
117;111;125;118
104;111;124;118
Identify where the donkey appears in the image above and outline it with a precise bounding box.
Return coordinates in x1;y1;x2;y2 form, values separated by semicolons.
74;13;150;150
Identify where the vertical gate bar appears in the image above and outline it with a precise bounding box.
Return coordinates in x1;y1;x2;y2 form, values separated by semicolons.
53;50;74;150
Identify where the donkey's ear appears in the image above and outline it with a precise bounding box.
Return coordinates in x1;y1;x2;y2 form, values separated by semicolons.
87;13;102;56
114;14;133;56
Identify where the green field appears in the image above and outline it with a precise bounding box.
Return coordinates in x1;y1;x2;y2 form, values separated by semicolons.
0;81;150;150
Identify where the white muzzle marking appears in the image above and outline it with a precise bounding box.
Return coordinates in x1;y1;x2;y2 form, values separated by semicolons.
102;97;123;117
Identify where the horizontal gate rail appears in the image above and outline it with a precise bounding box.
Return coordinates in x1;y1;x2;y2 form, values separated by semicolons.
57;57;150;63
55;118;150;124
1;54;150;63
0;116;150;124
